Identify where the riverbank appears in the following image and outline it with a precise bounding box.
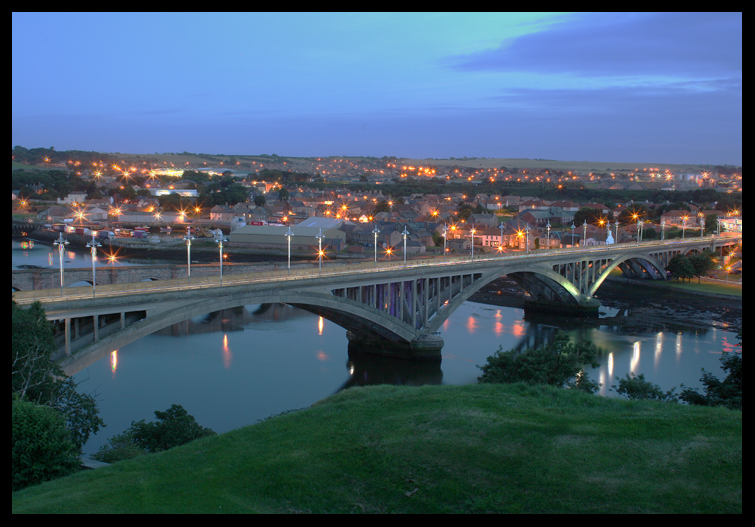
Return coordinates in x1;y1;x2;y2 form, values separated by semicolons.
470;276;742;334
11;383;742;513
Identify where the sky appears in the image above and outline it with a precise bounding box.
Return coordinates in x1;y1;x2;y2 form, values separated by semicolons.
12;12;742;165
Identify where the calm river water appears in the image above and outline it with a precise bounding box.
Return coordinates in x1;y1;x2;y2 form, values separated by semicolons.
12;241;738;458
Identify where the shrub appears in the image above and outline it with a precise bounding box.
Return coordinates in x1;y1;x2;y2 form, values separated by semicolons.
478;331;601;390
611;373;678;403
12;398;80;491
680;351;742;410
93;404;216;463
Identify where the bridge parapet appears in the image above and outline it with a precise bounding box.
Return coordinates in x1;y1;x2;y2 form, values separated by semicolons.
12;236;740;369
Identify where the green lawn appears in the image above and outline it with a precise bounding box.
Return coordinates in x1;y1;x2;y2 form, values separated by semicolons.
12;384;742;514
665;279;742;297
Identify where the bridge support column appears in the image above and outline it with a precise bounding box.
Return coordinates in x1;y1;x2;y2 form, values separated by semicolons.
65;318;71;356
346;331;443;362
523;296;601;318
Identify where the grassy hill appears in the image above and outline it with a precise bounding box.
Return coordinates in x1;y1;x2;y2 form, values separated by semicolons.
12;383;741;513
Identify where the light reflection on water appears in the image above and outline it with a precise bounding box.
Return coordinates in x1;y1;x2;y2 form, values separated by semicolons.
73;301;736;457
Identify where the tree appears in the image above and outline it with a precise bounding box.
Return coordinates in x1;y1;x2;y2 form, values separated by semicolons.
12;398;80;491
278;187;290;202
666;254;695;282
688;251;716;284
253;194;266;207
680;333;741;410
12;301;104;451
572;207;603;227
93;404;216;462
477;331;601;391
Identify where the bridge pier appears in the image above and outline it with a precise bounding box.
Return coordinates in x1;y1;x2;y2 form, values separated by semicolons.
523;297;601;318
346;331;444;362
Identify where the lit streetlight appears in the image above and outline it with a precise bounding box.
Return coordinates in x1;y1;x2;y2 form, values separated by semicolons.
215;232;229;285
316;228;324;276
285;226;294;275
53;232;69;297
372;225;380;267
402;226;409;266
86;232;102;298
442;224;448;262
525;226;530;254
682;216;688;239
470;228;476;260
184;226;195;284
571;222;576;248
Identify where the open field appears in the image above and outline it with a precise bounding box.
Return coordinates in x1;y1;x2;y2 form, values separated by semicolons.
12;383;741;514
400;157;713;173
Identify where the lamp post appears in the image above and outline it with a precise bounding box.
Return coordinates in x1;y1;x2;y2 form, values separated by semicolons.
545;221;551;250
682;217;688;239
661;219;666;240
637;219;644;246
86;232;102;298
215;232;229;285
571;222;576;248
53;232;69;297
402;226;409;266
184;226;194;284
525;225;530;254
470;228;476;260
699;216;705;239
582;220;587;245
316;228;324;276
614;220;620;244
442;224;448;262
372;225;380;267
285;226;294;275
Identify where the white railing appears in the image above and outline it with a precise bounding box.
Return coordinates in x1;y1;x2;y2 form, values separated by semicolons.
12;235;739;305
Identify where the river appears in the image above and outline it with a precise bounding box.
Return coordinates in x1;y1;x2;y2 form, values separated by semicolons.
12;240;739;458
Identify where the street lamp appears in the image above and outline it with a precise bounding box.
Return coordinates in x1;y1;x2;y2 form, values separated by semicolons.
285;226;294;275
442;224;448;262
545;221;551;250
215;232;228;285
525;225;530;254
699;215;705;239
316;228;324;276
582;220;587;245
53;232;69;297
184;226;195;284
86;232;102;298
571;222;576;248
470;228;476;260
614;220;620;244
682;216;688;239
661;219;666;240
402;226;409;266
637;219;644;246
372;224;380;267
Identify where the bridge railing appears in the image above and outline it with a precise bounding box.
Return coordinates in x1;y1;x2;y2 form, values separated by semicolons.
11;235;739;305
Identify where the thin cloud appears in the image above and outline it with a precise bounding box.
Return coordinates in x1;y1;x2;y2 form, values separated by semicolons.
447;12;742;78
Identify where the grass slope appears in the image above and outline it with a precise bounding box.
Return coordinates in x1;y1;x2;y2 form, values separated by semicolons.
12;384;742;514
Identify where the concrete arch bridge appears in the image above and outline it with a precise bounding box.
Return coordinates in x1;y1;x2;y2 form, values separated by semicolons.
11;237;739;371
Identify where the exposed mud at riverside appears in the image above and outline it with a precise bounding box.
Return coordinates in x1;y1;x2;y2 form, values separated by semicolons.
470;276;742;334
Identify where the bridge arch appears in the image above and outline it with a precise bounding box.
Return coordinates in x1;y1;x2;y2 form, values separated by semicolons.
588;252;667;297
59;289;422;375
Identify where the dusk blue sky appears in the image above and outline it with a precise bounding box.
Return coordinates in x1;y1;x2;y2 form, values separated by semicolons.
12;12;742;164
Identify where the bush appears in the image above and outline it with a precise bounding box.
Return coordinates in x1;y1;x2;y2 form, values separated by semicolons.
478;331;601;391
12;398;80;491
93;404;216;463
611;373;678;402
680;351;742;410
